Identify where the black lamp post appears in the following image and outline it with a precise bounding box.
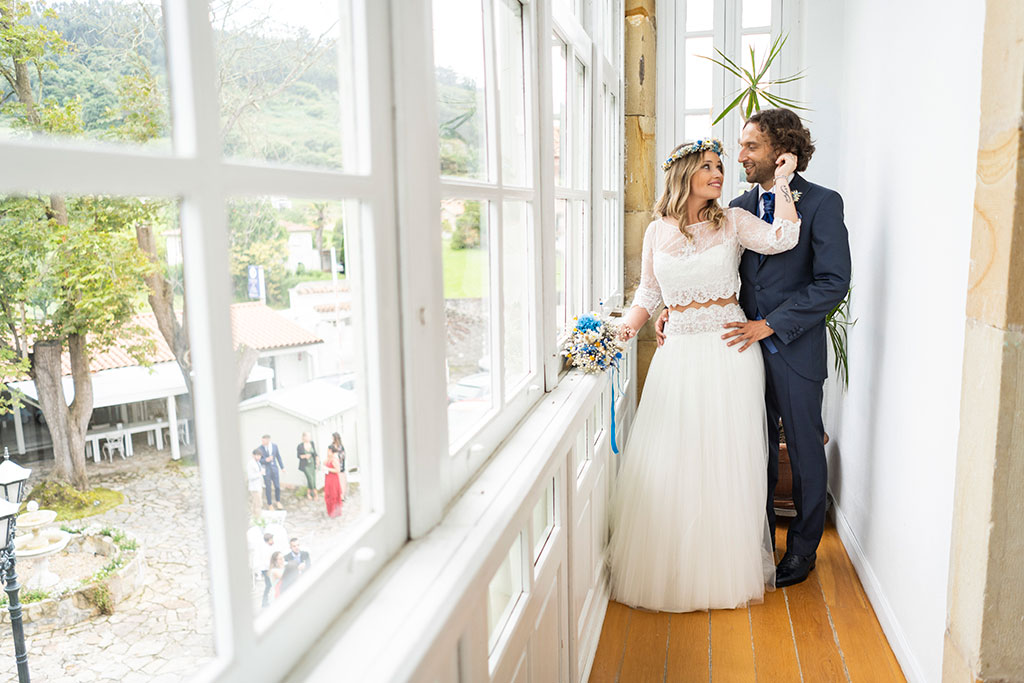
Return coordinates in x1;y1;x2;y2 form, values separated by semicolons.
0;447;32;683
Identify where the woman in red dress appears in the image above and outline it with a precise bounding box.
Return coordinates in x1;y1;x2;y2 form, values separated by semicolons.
323;444;343;518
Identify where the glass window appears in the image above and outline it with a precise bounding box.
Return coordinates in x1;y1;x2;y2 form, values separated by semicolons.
684;37;714;110
503;201;533;397
487;532;525;653
211;0;354;170
442;199;493;444
0;0;172;150
434;0;489;180
686;0;715;31
532;479;555;562
743;0;772;28
572;57;589;190
552;38;569;188
554;199;569;332
496;0;529;187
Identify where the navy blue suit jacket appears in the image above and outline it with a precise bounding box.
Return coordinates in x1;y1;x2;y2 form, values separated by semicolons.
731;174;851;382
260;443;284;472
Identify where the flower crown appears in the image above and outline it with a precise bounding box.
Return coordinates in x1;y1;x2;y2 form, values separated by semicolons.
662;138;724;172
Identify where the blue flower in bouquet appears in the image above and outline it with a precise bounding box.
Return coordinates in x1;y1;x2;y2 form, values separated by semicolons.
574;314;602;333
562;312;626;374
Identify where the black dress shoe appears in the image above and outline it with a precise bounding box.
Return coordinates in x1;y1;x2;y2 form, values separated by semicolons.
776;551;816;587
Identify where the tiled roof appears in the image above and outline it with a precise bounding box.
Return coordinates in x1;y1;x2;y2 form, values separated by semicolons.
292;280;350;294
35;303;322;377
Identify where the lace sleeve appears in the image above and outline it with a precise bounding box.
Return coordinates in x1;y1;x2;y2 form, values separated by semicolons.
731;206;801;255
629;223;662;315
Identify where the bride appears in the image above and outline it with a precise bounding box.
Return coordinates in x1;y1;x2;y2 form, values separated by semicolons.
609;139;800;612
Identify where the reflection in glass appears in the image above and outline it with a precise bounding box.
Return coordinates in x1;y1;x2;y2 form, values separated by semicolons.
487;532;524;652
434;0;489;179
211;0;351;169
0;0;171;149
503;201;532;397
686;0;715;32
552;38;569;187
684;37;714;110
743;0;772;28
496;0;529;186
442;200;492;444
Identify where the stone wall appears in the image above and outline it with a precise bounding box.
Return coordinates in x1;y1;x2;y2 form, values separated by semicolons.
943;0;1024;679
623;0;657;397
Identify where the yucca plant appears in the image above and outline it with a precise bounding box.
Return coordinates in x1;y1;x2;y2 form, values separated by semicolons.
702;33;810;125
704;33;855;389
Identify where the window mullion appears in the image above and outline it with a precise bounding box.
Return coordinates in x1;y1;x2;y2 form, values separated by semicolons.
538;3;560;390
163;0;255;665
484;0;507;405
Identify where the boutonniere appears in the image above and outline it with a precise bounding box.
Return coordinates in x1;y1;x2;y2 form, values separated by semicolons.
791;190;802;203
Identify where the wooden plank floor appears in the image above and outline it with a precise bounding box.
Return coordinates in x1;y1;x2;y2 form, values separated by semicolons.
589;520;905;682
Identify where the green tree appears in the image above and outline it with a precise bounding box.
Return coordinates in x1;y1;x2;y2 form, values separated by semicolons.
229;199;288;305
451;200;483;250
0;1;156;489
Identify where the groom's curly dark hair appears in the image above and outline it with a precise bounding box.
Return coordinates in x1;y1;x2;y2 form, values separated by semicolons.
747;108;815;172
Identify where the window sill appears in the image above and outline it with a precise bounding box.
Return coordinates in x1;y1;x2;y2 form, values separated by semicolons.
288;369;611;682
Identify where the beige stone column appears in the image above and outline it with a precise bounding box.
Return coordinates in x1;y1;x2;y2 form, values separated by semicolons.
623;0;657;396
943;1;1024;681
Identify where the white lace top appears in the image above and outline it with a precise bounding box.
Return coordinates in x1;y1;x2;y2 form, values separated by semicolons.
630;207;801;316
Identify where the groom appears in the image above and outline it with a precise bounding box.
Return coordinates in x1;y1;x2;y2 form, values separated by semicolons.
658;108;851;587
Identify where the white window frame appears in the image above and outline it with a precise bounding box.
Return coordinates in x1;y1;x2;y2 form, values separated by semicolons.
0;2;406;681
657;0;802;202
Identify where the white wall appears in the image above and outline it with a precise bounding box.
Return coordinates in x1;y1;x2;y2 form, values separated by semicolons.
802;1;985;681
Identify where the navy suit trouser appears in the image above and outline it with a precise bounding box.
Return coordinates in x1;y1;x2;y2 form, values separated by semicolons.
763;349;827;557
264;467;281;505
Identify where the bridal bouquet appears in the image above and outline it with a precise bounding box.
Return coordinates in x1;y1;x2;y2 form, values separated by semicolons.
562;313;625;373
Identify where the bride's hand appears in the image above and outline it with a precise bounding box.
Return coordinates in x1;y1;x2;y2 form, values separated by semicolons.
619;324;637;342
775;152;798;177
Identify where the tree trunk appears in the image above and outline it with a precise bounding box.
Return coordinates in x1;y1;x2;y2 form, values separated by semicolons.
66;333;93;488
12;60;37;125
135;223;195;416
236;345;259;398
30;340;77;486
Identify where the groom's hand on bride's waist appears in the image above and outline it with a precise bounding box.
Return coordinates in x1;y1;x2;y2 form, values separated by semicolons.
722;320;773;352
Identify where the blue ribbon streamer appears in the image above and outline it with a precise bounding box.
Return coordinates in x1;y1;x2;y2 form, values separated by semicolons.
610;365;621;454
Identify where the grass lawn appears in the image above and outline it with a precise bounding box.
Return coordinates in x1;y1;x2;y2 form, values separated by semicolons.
442;237;487;299
24;481;125;521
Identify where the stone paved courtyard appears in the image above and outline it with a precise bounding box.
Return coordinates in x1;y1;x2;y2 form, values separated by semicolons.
0;444;364;682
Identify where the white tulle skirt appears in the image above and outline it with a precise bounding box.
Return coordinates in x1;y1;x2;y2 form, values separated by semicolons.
608;319;775;612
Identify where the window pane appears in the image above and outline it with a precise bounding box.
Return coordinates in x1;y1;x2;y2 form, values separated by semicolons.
572;57;589;190
442;200;493;444
684;37;714;110
743;0;772;28
434;0;489;180
604;91;619;192
225;197;370;625
211;0;353;170
573;199;588;314
496;0;529;187
503;201;532;397
532;479;555;561
554;199;568;332
0;1;172;150
552;38;569;187
487;532;524;652
686;0;714;31
741;33;772;82
0;194;215;678
685;114;712;142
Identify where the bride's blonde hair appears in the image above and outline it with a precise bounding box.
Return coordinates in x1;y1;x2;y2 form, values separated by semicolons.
653;142;725;236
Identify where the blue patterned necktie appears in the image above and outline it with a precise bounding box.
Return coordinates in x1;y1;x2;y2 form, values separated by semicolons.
756;191;779;354
759;192;775;265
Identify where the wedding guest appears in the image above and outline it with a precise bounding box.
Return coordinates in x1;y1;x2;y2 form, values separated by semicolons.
330;431;348;501
323;444;343;519
247;449;264;520
296;432;319;501
259;533;276;607
269;551;285;599
258;434;285;510
286;537;311;573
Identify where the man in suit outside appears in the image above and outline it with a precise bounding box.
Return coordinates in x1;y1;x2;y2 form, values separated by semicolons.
286;537;311;574
259;434;285;510
656;108;851;587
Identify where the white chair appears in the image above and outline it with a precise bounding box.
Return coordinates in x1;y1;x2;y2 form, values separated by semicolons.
102;434;126;461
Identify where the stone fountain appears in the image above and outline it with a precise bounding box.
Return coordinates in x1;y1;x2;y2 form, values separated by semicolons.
14;501;72;589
